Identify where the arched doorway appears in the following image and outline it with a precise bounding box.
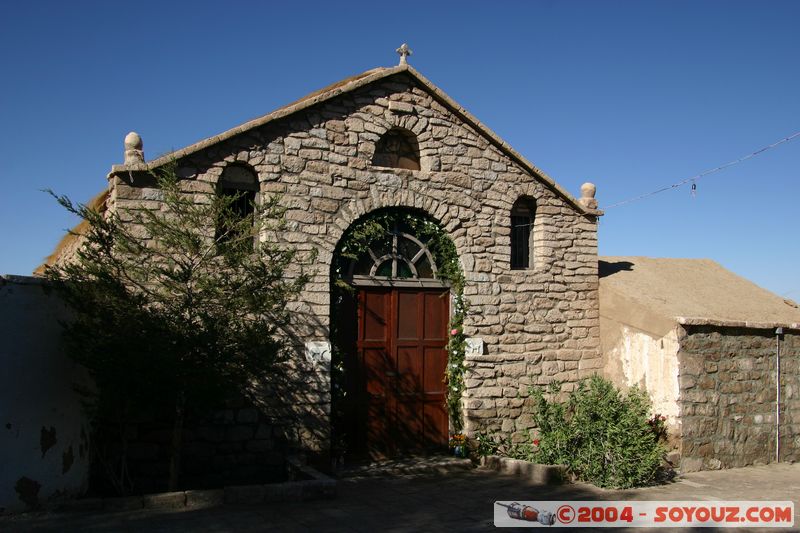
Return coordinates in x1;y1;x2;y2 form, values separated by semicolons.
331;209;459;458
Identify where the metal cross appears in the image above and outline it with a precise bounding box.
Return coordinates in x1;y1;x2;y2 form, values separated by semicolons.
396;43;412;65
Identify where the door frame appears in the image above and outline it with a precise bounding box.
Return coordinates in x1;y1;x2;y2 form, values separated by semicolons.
346;278;451;457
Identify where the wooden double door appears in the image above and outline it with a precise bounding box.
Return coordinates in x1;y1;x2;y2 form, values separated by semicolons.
349;286;450;456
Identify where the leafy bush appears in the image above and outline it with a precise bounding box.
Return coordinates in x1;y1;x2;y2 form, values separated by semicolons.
473;376;666;488
530;376;666;488
473;432;504;457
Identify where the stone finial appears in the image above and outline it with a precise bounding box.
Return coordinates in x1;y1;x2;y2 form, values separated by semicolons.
396;43;412;65
124;131;144;165
579;182;598;209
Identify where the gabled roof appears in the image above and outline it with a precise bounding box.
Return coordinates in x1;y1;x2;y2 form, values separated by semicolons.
109;63;598;216
38;64;599;275
600;256;800;330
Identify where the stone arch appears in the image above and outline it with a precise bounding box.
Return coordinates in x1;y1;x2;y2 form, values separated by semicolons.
325;190;471;271
217;162;259;193
329;203;461;284
390;113;434;172
357;110;434;172
328;202;462;455
393;113;428;136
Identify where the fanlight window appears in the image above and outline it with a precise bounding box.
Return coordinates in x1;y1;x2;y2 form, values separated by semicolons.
348;230;437;280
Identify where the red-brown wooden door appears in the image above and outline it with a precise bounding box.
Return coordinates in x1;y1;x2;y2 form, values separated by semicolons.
354;287;449;456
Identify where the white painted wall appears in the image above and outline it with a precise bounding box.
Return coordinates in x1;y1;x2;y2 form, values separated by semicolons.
613;326;681;422
0;276;89;513
599;286;682;443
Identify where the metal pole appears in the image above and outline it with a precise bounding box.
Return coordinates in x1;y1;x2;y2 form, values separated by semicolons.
775;333;779;463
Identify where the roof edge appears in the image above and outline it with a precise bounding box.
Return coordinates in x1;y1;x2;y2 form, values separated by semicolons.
677;316;800;331
1;274;49;285
108;64;599;216
109;66;404;176
599;284;676;338
34;189;110;275
403;66;598;216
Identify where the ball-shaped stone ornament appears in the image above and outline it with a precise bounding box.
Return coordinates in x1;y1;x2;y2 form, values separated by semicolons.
124;131;143;150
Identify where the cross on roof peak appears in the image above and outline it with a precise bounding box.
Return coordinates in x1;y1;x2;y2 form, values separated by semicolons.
396;43;412;65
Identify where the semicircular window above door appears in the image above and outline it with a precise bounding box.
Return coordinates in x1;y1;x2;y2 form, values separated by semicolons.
349;230;438;280
333;208;460;288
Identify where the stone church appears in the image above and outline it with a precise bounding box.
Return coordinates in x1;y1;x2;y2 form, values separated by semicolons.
10;47;795;508
41;47;603;464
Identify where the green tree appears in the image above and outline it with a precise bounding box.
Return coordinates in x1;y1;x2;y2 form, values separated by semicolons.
46;167;310;493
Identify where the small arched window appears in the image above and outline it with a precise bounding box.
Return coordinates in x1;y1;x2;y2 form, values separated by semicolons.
510;197;536;270
372;128;420;170
216;165;258;248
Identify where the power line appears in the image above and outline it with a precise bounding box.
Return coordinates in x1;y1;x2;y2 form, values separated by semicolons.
602;131;800;209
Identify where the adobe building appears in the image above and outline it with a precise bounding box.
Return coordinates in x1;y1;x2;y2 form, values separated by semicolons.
600;257;800;471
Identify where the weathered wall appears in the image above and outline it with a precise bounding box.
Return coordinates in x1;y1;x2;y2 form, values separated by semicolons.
102;70;601;450
0;276;90;513
600;286;682;446
678;325;800;471
603;324;681;433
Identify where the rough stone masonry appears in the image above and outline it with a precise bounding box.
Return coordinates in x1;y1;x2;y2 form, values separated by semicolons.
53;62;603;458
678;326;800;471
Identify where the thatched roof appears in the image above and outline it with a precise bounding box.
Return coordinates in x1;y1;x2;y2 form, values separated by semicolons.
34;190;108;275
600;256;800;329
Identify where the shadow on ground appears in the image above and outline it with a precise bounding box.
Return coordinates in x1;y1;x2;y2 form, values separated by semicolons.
2;463;798;532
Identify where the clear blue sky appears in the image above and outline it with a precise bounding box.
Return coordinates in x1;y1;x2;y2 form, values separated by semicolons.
1;1;798;298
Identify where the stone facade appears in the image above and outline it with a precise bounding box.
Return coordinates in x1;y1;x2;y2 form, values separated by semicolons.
678;325;799;471
55;64;602;458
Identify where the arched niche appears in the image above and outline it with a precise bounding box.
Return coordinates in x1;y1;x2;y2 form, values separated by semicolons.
371;128;421;171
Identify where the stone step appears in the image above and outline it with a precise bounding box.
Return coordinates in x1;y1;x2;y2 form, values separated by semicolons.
334;455;474;479
479;455;567;484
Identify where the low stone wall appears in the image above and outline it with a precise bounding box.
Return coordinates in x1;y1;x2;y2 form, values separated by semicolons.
57;456;335;513
678;325;799;471
481;456;566;484
118;402;288;494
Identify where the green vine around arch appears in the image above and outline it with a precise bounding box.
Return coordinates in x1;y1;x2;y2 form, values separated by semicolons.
330;208;468;449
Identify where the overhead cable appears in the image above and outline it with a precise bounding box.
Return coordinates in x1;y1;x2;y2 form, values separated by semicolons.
602;131;800;209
